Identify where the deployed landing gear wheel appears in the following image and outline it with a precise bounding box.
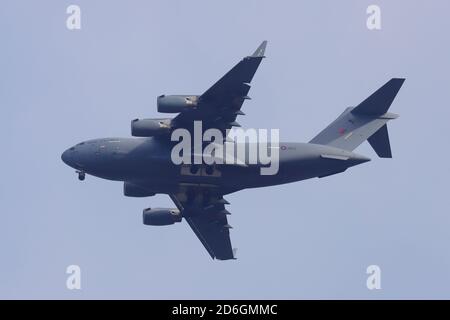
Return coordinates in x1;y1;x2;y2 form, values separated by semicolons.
76;171;85;181
189;165;199;175
205;165;214;175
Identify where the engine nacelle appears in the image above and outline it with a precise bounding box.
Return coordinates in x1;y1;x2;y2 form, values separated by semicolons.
157;95;199;113
131;118;171;137
143;208;182;226
123;182;156;197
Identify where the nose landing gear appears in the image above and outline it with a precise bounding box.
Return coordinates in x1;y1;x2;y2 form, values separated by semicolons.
76;170;85;181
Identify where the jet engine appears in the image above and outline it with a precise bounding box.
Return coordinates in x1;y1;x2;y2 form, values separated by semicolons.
143;208;182;226
123;182;156;197
157;95;199;113
131;118;171;137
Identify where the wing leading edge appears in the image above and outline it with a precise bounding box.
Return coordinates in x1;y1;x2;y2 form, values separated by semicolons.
172;41;268;133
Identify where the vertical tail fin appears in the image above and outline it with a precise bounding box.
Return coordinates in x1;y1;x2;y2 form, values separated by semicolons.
367;124;392;158
310;78;405;157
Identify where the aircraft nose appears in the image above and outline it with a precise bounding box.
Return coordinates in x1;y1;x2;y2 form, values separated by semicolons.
61;147;74;166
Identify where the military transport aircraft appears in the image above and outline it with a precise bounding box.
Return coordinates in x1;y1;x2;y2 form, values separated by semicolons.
61;41;405;260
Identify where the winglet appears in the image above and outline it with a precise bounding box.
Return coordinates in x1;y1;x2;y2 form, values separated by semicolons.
251;40;268;58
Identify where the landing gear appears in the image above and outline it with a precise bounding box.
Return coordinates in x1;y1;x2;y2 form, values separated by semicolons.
205;165;214;175
189;164;215;175
189;165;200;175
76;170;85;181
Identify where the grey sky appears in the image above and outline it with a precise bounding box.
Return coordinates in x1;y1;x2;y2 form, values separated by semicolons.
1;0;449;299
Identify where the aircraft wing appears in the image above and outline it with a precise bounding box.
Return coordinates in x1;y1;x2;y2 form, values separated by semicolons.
172;41;267;134
169;193;236;260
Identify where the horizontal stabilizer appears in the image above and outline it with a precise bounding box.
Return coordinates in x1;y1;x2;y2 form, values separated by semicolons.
352;78;405;116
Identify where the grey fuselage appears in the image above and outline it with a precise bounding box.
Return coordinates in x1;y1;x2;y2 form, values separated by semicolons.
61;137;370;195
